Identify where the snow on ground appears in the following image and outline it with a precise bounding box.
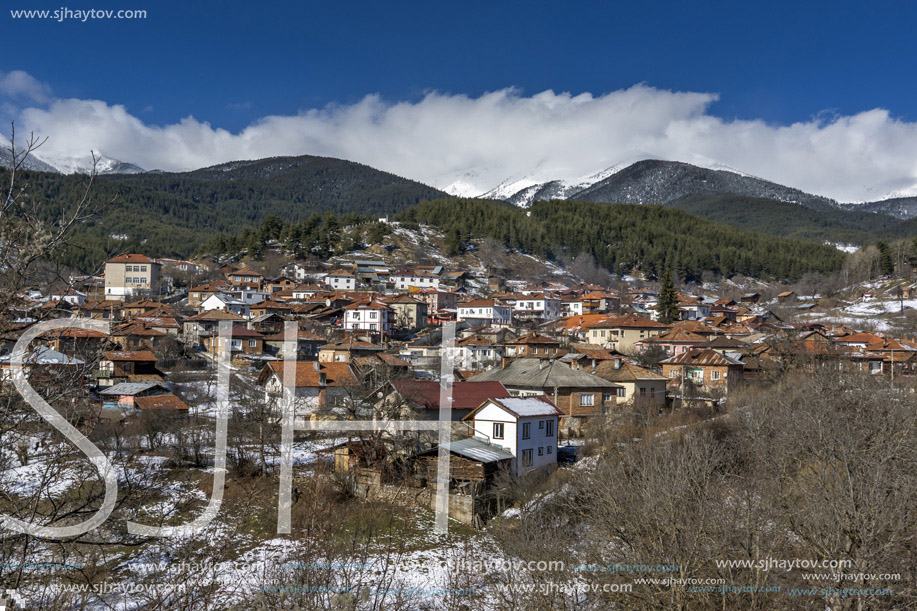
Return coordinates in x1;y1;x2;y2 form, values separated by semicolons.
843;297;917;316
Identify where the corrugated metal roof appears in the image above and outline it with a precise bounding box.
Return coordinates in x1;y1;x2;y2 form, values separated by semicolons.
100;381;164;395
441;438;514;463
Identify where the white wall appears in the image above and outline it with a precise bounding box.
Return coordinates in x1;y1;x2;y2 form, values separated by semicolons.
472;401;558;475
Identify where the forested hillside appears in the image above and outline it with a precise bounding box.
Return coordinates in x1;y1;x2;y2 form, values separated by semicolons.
400;199;846;281
10;155;444;271
666;193;901;244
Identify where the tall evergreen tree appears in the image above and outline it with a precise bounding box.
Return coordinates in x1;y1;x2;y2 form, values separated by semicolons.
876;240;895;276
658;268;680;323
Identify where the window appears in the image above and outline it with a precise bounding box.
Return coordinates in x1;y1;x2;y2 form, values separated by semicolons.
538;447;544;456
546;420;554;437
538;420;544;429
639;387;646;397
249;340;257;348
711;370;721;380
579;393;594;406
522;422;531;440
493;423;504;439
140;266;147;272
547;446;552;454
522;449;533;467
125;278;133;284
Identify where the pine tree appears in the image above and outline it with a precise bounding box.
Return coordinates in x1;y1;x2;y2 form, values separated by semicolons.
658;268;680;323
877;240;895;276
444;228;464;256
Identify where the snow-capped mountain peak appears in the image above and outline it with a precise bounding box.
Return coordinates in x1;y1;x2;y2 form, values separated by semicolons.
40;152;145;175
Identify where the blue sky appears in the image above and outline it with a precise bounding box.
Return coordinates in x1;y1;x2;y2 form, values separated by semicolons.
9;0;916;129
4;0;917;200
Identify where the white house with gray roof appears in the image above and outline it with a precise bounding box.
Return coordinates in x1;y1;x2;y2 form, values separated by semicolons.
464;396;562;475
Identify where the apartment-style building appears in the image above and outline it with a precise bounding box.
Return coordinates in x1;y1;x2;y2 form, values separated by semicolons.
104;254;161;300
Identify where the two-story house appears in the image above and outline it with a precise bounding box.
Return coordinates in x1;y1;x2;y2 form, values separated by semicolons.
457;300;512;328
324;270;356;291
464;396;562;475
257;360;357;416
343;300;394;336
387;295;428;333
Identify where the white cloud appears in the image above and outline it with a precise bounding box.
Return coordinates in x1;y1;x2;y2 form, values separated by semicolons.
8;78;917;202
0;70;52;103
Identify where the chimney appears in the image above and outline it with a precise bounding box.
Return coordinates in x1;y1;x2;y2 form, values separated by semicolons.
313;361;321;372
319;372;327;386
501;356;512;369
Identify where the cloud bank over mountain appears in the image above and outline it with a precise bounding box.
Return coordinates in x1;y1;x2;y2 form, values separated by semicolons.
5;71;917;202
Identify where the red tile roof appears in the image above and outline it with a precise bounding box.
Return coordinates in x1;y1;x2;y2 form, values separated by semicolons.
392;380;511;410
106;254;157;264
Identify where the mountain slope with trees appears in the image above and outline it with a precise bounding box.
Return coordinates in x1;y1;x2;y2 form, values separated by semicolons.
399;199;846;281
10;155;445;271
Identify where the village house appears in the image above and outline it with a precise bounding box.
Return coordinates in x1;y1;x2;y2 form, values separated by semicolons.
580;290;617;314
324;270;356;291
392;267;443;291
110;324;165;351
227;268;264;290
676;295;712;321
228;288;270;306
265;276;296;293
99;381;188;419
188;280;230;308
290;284;328;301
247;313;287;336
463;396;561;475
457;299;512;328
455;335;504;370
562;343;627;371
104;254;162;301
469;358;620;433
49;288;87;307
318;339;385;363
561;296;585;317
343;300;394;336
204;325;264;358
257;360;358;416
387;295;429;333
200;293;250;318
43;328;110;357
261;328;326;359
182;310;245;346
661;348;745;393
512;294;563;322
249;300;294;319
593;360;668;406
586;314;669;353
157;258;201;275
381;380;512;422
0;346;86;384
96;350;163;388
504;333;563;359
134;316;181;337
635;328;708;357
